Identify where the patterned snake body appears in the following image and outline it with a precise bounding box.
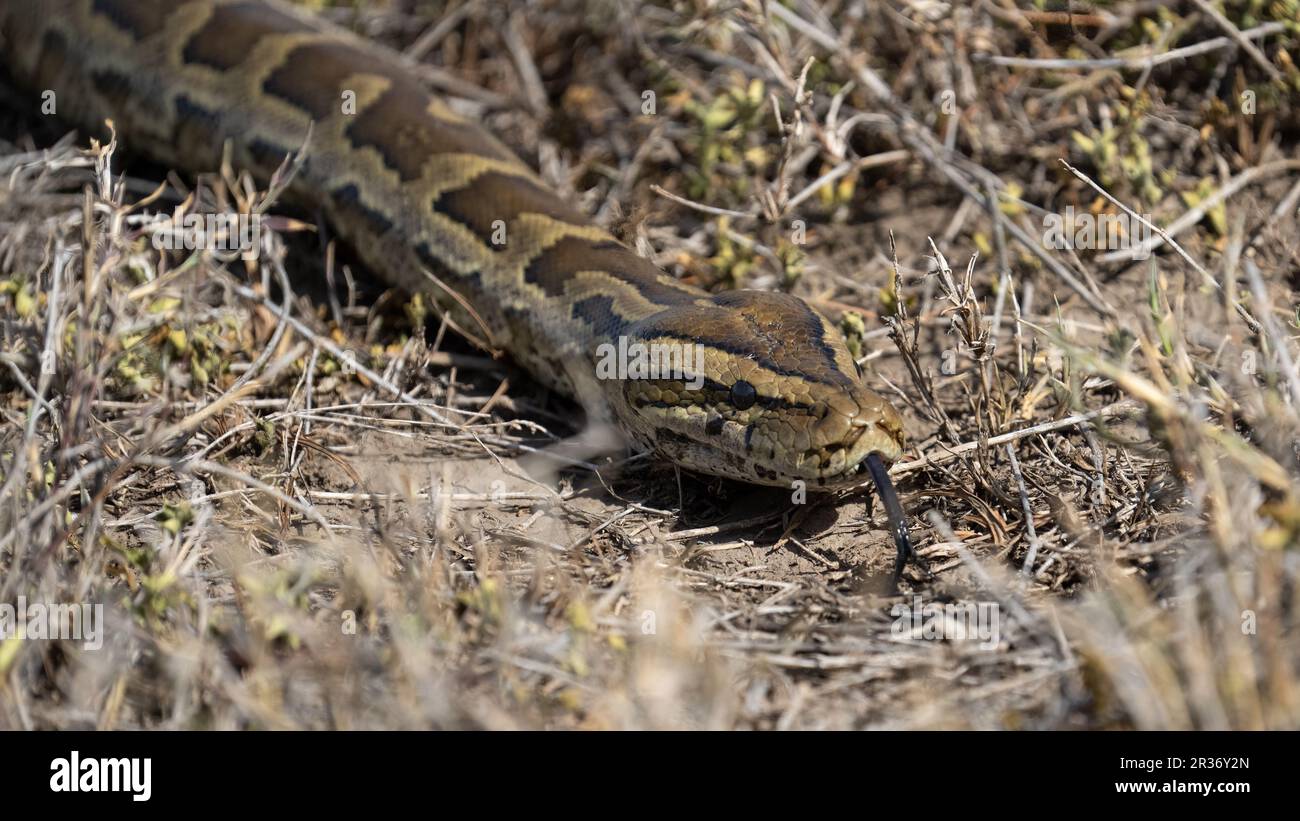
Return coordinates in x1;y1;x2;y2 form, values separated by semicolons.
0;0;907;491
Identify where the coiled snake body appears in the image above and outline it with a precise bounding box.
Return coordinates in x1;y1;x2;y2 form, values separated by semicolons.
0;0;912;555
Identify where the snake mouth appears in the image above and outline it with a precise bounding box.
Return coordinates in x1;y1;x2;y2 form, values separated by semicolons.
803;447;894;489
824;453;889;487
802;413;905;488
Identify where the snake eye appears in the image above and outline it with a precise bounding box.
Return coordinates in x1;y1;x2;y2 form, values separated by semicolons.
730;380;757;410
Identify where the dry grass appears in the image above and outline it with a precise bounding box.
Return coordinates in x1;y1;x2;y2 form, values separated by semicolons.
1;0;1298;729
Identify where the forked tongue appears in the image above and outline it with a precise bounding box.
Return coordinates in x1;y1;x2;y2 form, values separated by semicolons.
865;451;913;589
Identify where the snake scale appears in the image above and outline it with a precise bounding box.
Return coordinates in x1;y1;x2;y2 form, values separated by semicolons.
0;0;914;565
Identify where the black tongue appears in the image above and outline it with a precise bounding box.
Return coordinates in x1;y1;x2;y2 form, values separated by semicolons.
865;451;914;589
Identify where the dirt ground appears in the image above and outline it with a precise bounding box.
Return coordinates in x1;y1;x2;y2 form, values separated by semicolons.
1;0;1299;729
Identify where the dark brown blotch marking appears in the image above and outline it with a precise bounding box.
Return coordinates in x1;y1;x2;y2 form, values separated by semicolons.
182;1;311;72
711;289;841;369
171;95;222;159
331;183;395;238
90;68;135;112
432;172;586;251
346;85;517;181
570;294;627;337
34;30;68;90
647;296;848;389
523;238;698;304
262;41;369;121
246;137;299;173
415;242;483;295
92;0;173;40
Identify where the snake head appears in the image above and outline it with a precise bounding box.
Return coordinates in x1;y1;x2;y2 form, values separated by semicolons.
609;291;905;489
